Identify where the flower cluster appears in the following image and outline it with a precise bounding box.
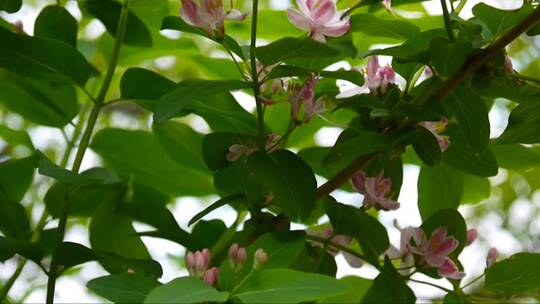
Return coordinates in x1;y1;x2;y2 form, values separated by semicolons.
180;0;246;37
420;117;451;151
289;73;325;123
287;0;351;42
185;248;220;286
351;170;400;211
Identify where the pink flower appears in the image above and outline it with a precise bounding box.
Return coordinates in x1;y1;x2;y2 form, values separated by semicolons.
228;243;247;272
419;117;450;151
466;228;478;246
486;247;498;267
336;56;396;98
186;248;211;277
226;133;280;162
287;0;351;42
203;267;219;287
409;227;465;280
290;73;325;123
180;0;246;37
351;170;400;211
388;222;425;274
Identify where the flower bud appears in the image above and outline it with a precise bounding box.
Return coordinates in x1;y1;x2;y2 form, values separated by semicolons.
486;247;498;267
253;248;268;269
203;267;219;287
186;248;211;277
228;243;247;272
466;228;478;246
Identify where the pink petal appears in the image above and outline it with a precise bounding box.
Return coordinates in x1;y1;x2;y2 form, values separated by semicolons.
343;251;364;268
438;258;465;280
431;227;448;244
367;56;381;87
287;9;312;32
486;247;498;267
425;252;447;267
432;237;459;257
466;228;478;246
310;31;327;42
321;21;351;37
378;197;400;210
180;0;203;26
225;9;246;21
313;1;336;24
296;0;312;16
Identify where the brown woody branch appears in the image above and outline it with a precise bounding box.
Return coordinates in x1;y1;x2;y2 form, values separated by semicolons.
315;6;540;200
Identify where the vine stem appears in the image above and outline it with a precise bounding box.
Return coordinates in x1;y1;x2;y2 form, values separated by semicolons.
45;1;130;303
461;272;485;289
249;0;266;151
408;277;452;293
440;0;455;42
0;99;92;303
454;0;468;15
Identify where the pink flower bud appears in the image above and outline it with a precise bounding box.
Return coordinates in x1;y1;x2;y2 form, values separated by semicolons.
287;0;351;43
253;248;268;269
466;229;478;246
486;247;498;267
438;258;465;280
290;73;321;124
14;21;25;35
186;248;211;277
203;267;219;287
228;243;247;272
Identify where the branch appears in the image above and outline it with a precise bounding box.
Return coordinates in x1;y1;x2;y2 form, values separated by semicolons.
249;0;266;151
435;6;540;101
315;153;380;200
440;0;455;42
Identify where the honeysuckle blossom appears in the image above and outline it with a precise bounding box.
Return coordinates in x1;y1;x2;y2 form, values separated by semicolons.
351;170;400;211
408;227;465;280
287;0;351;43
486;247;498;267
337;56;396;98
228;243;247;272
186;248;211;277
226;133;280;162
180;0;246;38
382;0;391;10
419;117;450;151
290;73;325;123
307;225;364;268
466;228;478;246
203;267;219;287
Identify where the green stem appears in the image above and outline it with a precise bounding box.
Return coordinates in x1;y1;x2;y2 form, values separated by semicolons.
408;278;452;293
455;0;467;14
514;73;540;85
461;273;485;289
305;235;380;270
440;0;455;42
45;1;130;303
223;44;248;81
0;99;91;303
249;0;266;151
210;212;247;261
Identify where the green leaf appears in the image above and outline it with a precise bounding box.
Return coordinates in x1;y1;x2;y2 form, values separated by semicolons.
231;269;347;303
318;276;372;303
430;38;472;78
0;157;34;201
0;235;43;263
491;144;540;171
0;194;30;239
34;5;78;46
248;150;317;221
0;26;93;85
56;242;100;269
497;100;540;144
461;174;490;204
473;3;533;39
0;0;21;13
266;65;364;86
88;273;161;304
202;132;255;171
145;276;229;303
350;14;420;39
90;128;214;196
255;37;340;66
323;129;389;166
413;126;442;166
324;199;390;265
218;231;306;292
418;163;463;220
161;16;245;60
443;124;498;177
361;258;416;303
83;0;153;47
485;253;540;295
153;79;251;123
90;201;152;274
445;86;490;155
118;201;182;235
0;125;34;152
189;194;245;226
120;67;175;102
0;72;79;127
